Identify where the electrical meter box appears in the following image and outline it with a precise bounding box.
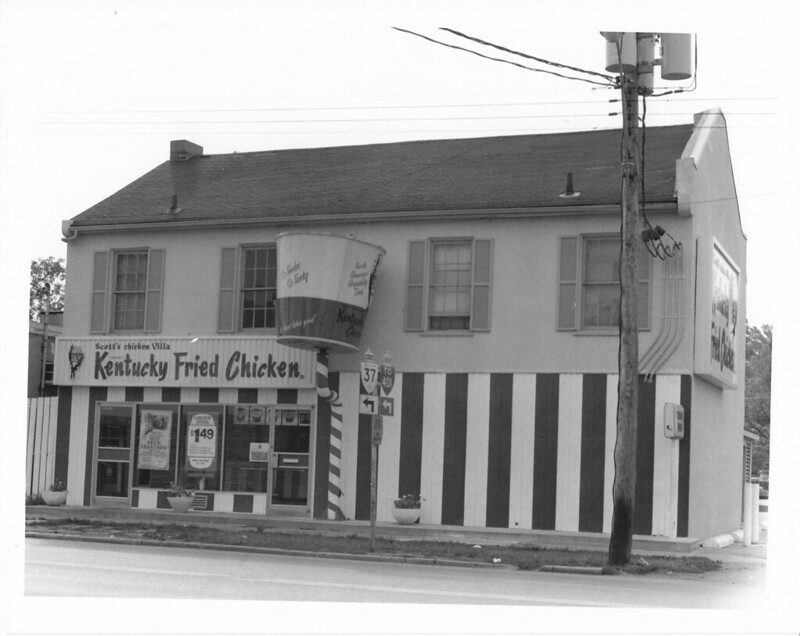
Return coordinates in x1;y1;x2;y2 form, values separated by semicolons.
664;403;685;439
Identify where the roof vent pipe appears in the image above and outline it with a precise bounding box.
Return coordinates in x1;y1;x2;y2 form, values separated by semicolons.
167;194;181;214
559;172;581;198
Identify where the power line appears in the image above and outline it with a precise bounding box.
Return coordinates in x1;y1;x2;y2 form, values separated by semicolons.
440;27;616;84
392;27;614;88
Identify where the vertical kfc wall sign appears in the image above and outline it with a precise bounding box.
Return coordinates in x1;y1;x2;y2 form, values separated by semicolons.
694;236;740;390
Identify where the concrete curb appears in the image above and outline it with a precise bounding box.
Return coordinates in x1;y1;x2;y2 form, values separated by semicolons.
25;531;508;570
539;565;605;575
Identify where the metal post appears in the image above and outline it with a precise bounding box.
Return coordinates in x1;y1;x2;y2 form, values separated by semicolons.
315;350;345;521
369;417;379;552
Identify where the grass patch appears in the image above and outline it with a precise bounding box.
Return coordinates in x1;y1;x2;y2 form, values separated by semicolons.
26;518;720;575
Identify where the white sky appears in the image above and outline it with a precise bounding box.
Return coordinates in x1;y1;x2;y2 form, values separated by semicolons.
2;1;790;328
3;1;800;632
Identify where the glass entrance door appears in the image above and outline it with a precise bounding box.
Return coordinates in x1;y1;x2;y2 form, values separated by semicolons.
93;404;134;504
270;408;311;508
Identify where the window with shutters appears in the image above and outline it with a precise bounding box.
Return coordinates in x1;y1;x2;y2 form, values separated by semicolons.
557;234;650;331
404;238;492;332
91;249;165;334
217;244;277;333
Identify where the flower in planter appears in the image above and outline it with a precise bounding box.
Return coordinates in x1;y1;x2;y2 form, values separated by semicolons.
393;493;422;509
48;479;67;492
166;482;193;498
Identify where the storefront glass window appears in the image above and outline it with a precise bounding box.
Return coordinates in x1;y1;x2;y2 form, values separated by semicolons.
133;405;179;489
179;405;224;491
222;405;271;492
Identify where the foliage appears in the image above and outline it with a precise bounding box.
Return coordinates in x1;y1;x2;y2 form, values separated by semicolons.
166;482;193;497
30;257;66;321
745;323;772;474
47;479;67;492
393;494;421;509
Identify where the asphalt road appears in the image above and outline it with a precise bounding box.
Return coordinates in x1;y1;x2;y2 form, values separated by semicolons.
25;538;766;609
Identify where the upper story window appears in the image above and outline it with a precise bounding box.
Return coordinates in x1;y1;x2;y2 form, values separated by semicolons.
90;248;165;334
218;244;277;333
405;238;493;333
113;251;148;330
241;246;277;330
558;234;650;332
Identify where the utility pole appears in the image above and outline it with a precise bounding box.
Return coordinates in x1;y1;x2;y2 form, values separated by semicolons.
39;282;51;397
608;58;641;566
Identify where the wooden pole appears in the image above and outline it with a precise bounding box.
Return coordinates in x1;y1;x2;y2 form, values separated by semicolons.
608;71;641;567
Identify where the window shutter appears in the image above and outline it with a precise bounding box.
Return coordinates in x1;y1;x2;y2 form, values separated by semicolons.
144;249;165;333
218;247;238;333
557;237;578;330
405;240;426;331
90;251;109;333
471;239;492;331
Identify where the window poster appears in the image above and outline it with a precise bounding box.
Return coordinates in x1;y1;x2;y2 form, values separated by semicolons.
249;405;266;425
186;413;217;470
233;405;249;425
138;409;173;470
249;442;270;462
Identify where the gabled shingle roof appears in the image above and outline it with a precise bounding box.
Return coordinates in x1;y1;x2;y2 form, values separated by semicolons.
71;124;694;228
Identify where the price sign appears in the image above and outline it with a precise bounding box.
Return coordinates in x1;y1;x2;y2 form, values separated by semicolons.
360;361;380;394
187;413;217;469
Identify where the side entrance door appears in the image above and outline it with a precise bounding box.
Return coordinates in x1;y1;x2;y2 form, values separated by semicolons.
92;403;135;505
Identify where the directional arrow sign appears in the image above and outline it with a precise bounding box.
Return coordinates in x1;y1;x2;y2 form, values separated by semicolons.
359;395;378;415
379;396;394;417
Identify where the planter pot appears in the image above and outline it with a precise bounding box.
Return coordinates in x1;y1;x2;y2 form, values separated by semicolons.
41;490;68;506
167;496;193;513
391;506;421;525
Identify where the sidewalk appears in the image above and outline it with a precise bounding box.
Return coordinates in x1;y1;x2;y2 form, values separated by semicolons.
25;504;767;565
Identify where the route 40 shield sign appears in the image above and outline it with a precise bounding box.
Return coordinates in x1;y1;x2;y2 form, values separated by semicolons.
380;363;395;395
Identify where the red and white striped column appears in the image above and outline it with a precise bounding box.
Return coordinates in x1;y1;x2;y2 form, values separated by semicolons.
316;351;345;520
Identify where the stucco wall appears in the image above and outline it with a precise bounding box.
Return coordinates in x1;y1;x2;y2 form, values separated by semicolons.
63;210;697;378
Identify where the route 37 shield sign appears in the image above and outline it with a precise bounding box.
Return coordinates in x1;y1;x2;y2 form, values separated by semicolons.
360;361;380;395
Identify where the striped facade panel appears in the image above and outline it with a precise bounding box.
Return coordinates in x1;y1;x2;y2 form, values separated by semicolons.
398;373;424;502
420;374;446;525
355;410;372;521
55;386;73;488
579;374;607;532
464;374;490;527
532;374;559;530
441;374;468;526
485;374;513;528
634;376;657;535
677;375;692;537
555;374;582;531
509;375;536;529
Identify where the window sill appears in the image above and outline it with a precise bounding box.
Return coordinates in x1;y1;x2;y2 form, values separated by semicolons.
571;328;651;336
419;331;476;337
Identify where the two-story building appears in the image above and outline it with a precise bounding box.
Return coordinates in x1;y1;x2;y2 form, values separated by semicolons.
52;108;746;542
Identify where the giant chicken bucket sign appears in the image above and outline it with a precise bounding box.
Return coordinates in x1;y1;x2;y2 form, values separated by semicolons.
276;232;385;353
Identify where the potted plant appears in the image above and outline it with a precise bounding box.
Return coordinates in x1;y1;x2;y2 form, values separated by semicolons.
166;482;194;513
41;479;68;506
391;493;422;525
